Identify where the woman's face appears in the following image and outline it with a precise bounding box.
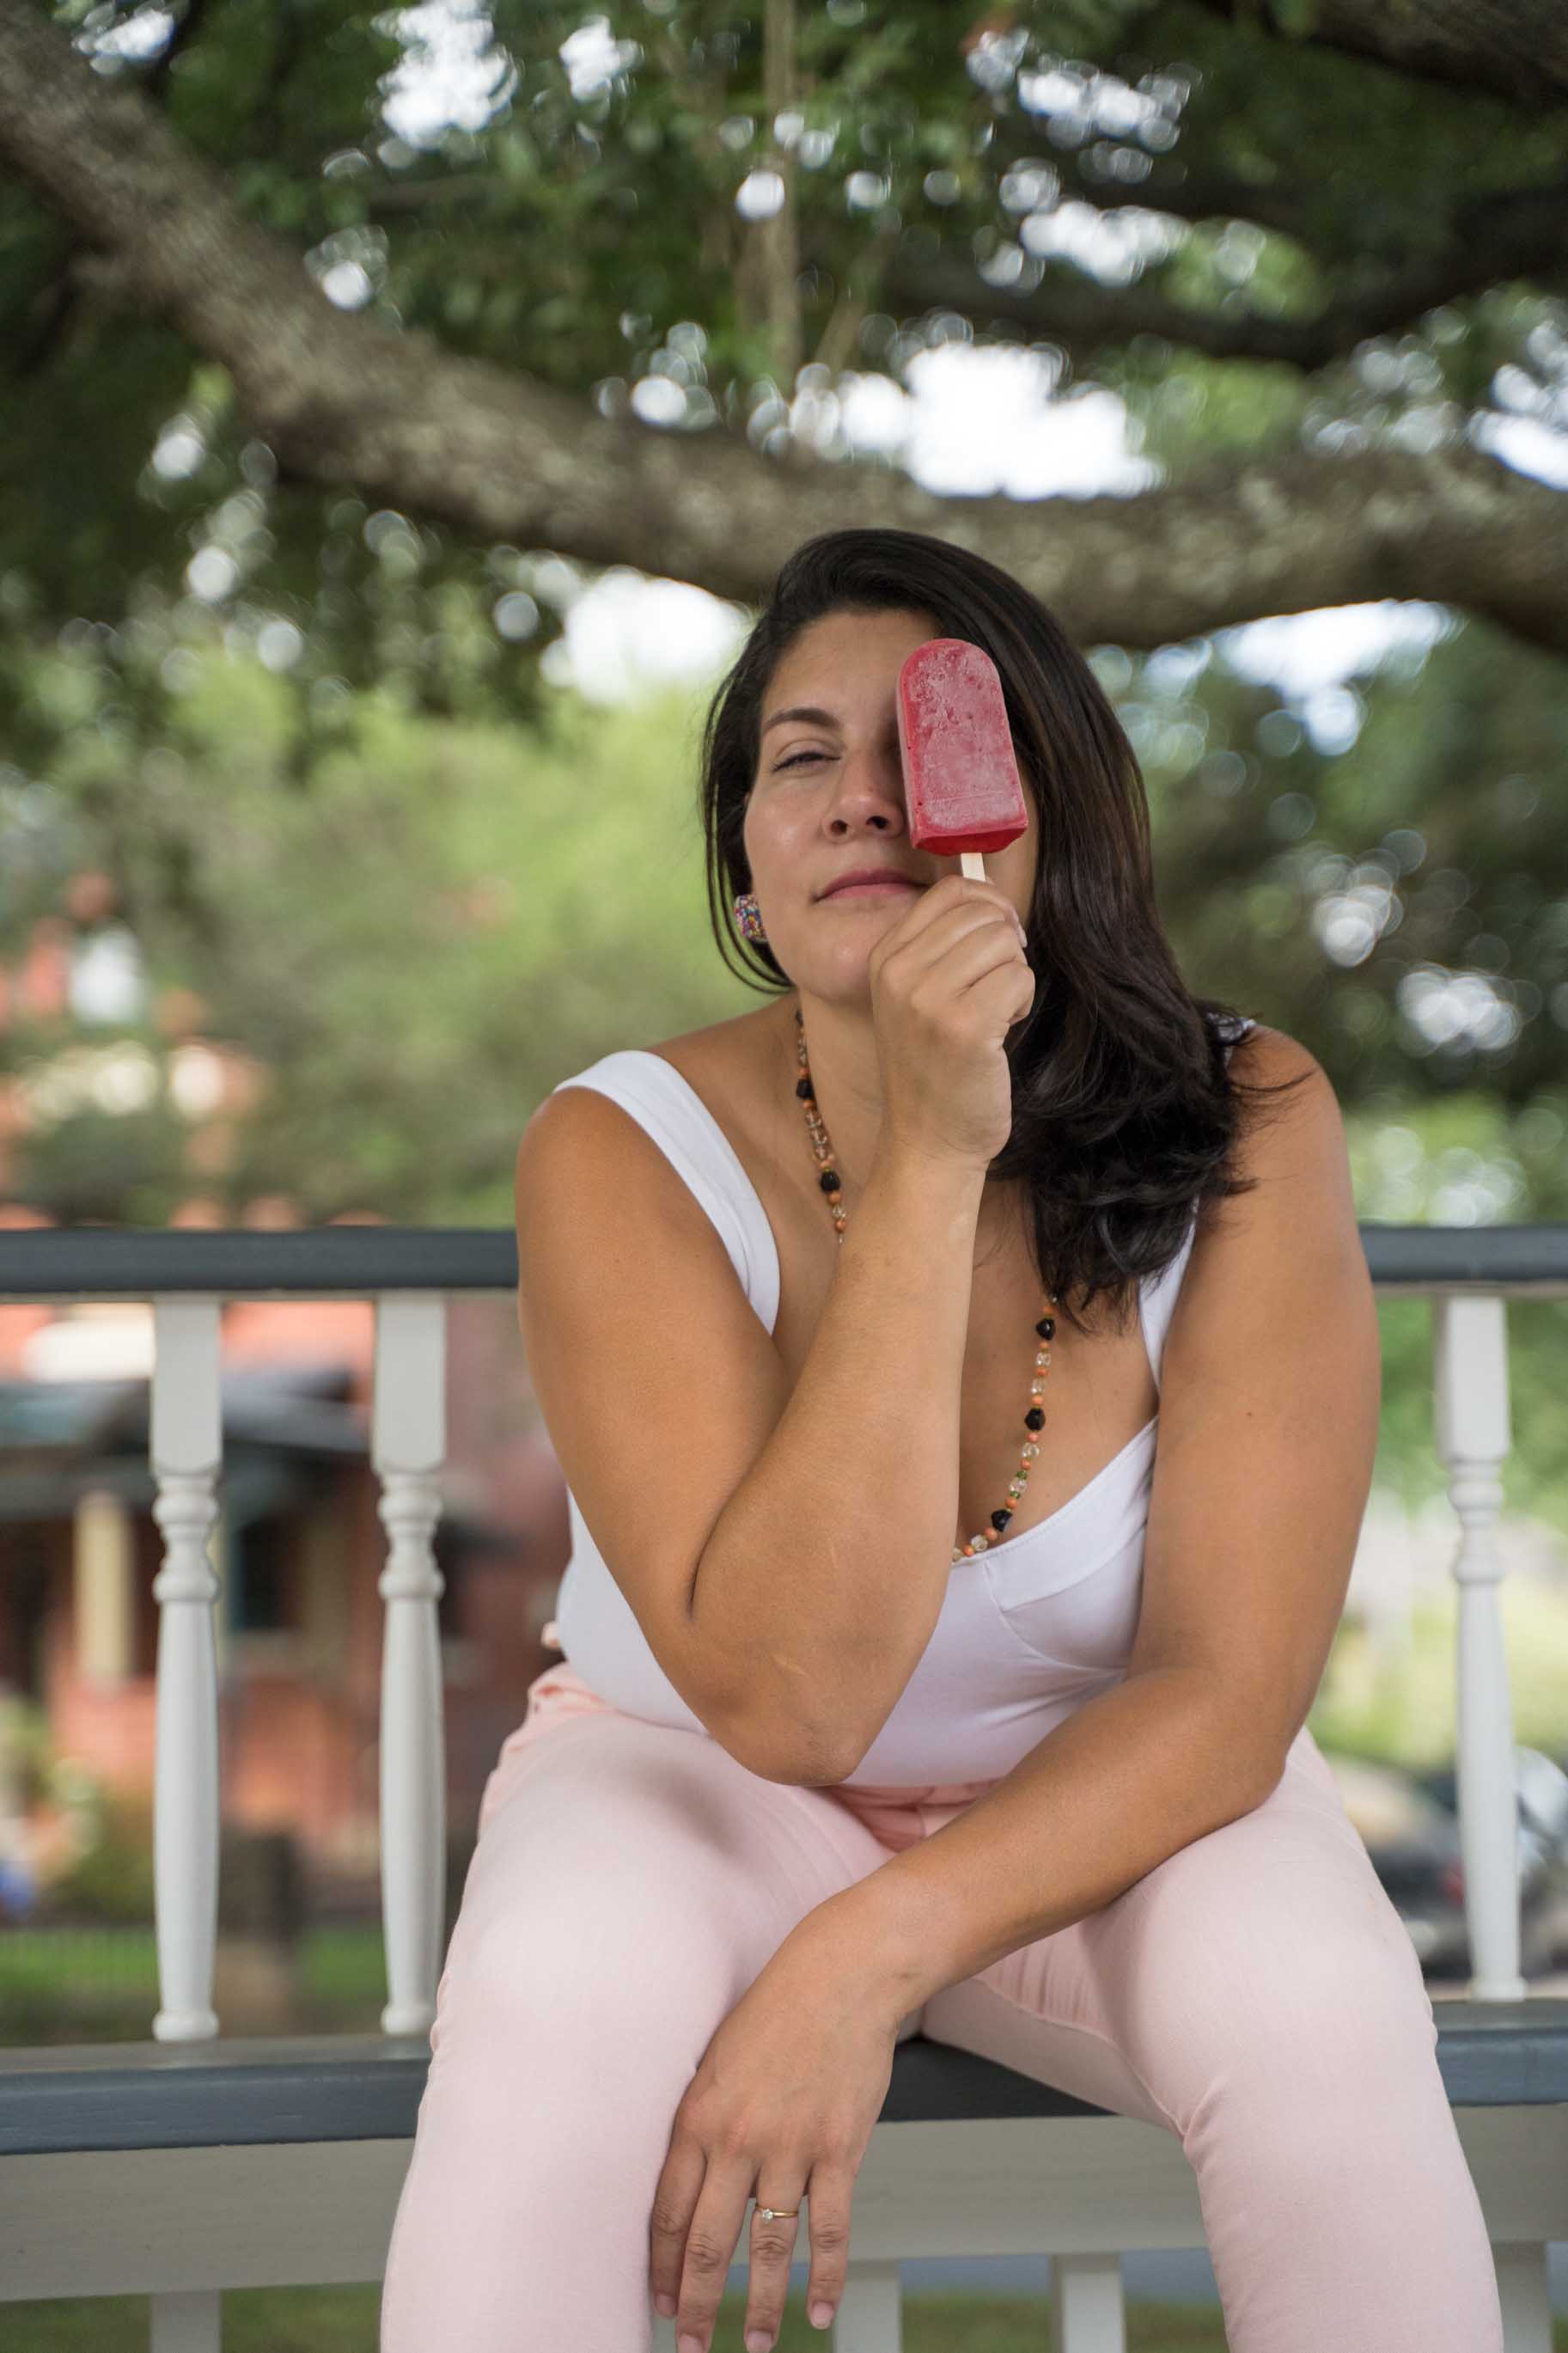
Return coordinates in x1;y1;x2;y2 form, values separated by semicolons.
741;607;1038;989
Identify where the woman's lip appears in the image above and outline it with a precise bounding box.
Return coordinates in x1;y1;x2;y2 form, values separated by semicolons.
823;878;919;900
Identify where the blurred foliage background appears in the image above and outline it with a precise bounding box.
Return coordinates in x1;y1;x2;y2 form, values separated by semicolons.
1;0;1566;1547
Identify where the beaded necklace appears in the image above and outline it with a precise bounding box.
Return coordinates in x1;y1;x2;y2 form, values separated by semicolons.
792;1005;1058;1563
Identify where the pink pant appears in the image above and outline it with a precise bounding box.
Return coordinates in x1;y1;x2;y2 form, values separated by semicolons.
380;1659;1504;2351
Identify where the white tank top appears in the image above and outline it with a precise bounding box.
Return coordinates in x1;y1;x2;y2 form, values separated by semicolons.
543;1018;1255;1789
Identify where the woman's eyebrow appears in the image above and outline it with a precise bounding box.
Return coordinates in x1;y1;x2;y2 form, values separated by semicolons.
761;704;841;736
761;704;902;738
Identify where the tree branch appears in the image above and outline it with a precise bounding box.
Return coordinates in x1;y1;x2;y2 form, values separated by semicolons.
881;167;1568;373
1186;0;1568;112
0;0;1563;653
3;0;214;380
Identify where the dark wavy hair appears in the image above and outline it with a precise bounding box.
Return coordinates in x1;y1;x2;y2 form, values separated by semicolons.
698;527;1313;1337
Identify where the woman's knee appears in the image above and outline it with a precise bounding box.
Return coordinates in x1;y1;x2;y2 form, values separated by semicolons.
430;1778;799;2072
504;1873;740;2014
1223;1914;1435;2091
1107;1811;1434;2095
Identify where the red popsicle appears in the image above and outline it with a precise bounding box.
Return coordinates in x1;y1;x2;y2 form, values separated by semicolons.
896;639;1028;878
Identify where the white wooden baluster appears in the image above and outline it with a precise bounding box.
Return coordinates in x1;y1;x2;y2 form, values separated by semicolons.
374;1293;448;2036
149;1297;223;2043
149;1299;225;2353
1493;2240;1553;2353
1432;1293;1525;2002
1050;2252;1127;2351
833;2258;902;2350
150;2290;223;2352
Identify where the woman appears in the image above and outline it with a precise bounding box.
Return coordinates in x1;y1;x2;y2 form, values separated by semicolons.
380;529;1503;2352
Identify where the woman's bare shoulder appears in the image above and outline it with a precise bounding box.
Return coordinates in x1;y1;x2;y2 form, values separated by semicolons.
642;1005;785;1101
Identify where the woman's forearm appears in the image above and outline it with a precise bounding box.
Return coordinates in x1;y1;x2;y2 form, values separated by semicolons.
790;1666;1278;2024
686;1138;987;1784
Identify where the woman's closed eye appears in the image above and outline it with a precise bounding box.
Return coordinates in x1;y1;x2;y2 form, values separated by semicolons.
775;750;825;770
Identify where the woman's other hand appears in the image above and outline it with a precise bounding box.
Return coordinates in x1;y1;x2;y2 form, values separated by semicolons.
647;1916;910;2350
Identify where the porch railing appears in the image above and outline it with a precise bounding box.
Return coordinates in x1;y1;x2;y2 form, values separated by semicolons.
1;1219;1566;2344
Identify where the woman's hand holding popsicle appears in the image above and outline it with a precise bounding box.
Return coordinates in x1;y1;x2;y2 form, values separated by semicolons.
868;873;1033;1170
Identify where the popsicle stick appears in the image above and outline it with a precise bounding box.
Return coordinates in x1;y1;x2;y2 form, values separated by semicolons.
960;851;986;879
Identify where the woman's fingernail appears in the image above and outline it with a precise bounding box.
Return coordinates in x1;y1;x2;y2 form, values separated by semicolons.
678;2336;703;2353
654;2291;676;2316
810;2302;834;2329
747;2333;772;2353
